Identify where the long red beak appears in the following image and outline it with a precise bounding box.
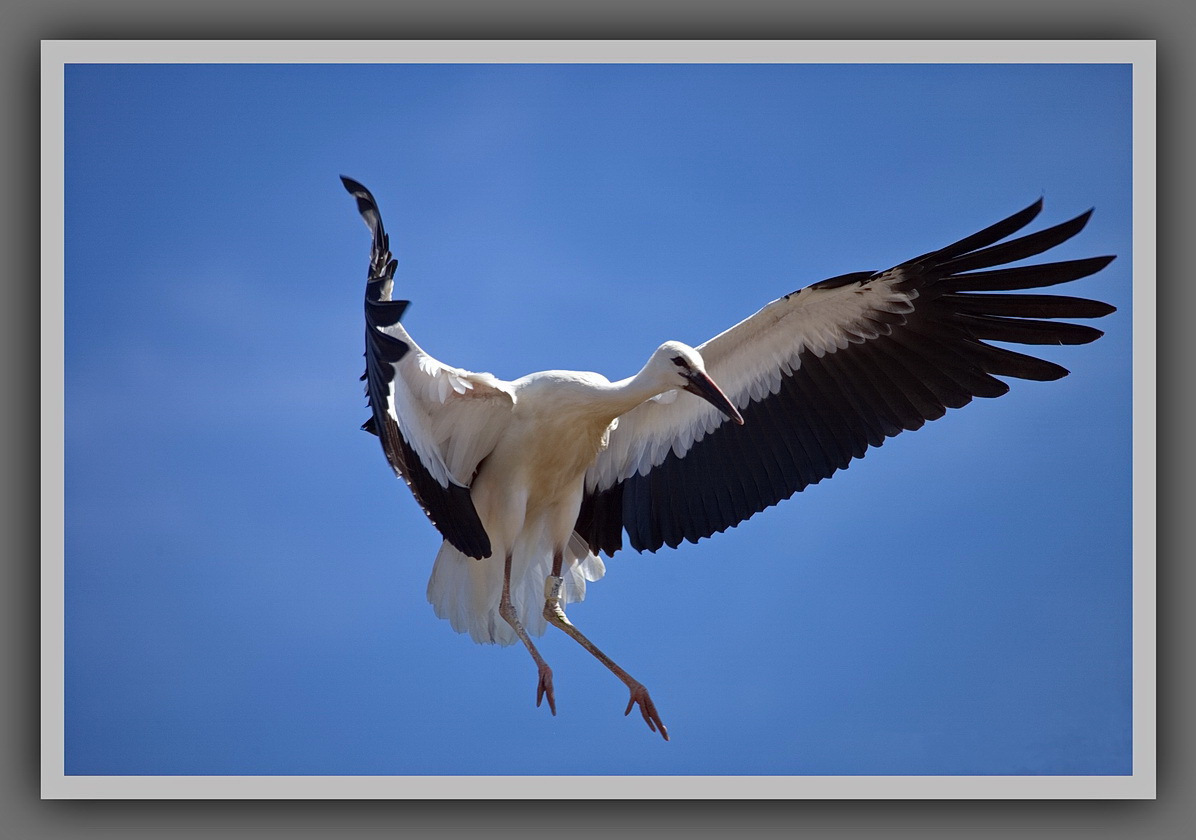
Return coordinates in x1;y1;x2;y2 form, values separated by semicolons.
683;371;745;425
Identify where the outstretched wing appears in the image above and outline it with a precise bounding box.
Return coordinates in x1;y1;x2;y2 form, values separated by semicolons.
344;176;514;559
576;199;1116;556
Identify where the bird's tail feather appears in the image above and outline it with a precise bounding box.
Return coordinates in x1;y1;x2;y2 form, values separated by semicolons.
426;533;606;646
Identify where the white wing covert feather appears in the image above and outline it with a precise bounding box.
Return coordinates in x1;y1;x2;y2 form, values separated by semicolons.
382;320;515;488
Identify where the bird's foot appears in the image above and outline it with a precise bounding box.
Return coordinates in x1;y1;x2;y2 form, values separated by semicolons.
624;682;669;741
536;662;557;715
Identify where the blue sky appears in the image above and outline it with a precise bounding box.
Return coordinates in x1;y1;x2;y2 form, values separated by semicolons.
63;61;1133;777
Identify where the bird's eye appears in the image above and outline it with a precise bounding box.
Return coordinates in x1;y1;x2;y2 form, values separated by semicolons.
671;356;687;368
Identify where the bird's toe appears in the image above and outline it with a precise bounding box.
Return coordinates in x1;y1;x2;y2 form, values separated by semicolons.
536;663;557;716
624;683;669;741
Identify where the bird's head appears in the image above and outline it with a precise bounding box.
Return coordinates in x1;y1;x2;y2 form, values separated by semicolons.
648;341;744;425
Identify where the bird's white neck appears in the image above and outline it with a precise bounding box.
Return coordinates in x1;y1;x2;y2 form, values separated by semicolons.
601;363;677;419
525;353;684;427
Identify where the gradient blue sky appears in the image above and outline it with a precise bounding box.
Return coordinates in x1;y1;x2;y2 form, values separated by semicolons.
63;61;1133;777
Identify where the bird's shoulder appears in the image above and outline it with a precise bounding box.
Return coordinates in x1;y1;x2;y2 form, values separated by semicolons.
405;352;517;406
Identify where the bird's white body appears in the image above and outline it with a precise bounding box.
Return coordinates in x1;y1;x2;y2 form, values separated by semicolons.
425;349;717;645
342;176;1115;738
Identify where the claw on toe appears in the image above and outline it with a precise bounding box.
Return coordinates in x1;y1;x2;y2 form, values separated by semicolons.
624;683;669;741
536;663;557;716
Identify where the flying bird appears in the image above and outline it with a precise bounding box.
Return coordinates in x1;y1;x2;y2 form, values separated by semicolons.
342;176;1115;741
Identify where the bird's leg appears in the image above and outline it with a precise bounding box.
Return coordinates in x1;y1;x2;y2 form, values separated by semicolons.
498;552;556;715
543;554;669;741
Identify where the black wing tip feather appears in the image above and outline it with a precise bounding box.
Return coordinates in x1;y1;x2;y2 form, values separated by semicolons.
1052;206;1096;246
341;175;391;249
1089;297;1117;318
1002;196;1046;232
340;174;372;201
1089;253;1118;285
345;176;400;304
341;175;379;217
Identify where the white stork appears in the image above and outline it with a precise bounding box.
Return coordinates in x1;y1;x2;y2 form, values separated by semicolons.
342;176;1115;740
